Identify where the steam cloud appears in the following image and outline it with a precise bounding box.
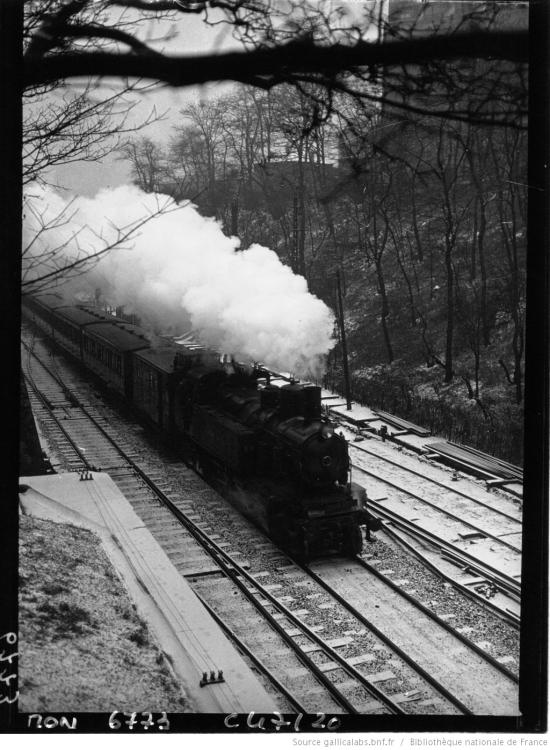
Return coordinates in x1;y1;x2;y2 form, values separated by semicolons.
23;183;336;376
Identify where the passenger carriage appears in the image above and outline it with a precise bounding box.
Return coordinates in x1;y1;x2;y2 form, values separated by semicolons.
81;322;149;398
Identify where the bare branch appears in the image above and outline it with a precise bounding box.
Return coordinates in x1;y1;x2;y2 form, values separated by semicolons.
110;0;206;11
24;31;528;89
59;23;163;55
22;196;184;292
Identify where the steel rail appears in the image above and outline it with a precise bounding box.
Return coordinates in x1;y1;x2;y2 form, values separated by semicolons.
349;441;521;524
186;545;363;714
196;594;312;714
122;477;400;714
378;522;520;629
21;347;92;472
24;343;402;715
353;463;521;554
193;547;405;715
350;556;518;681
62;396;465;715
108;466;396;714
25;333;494;716
369;500;521;601
299;562;476;715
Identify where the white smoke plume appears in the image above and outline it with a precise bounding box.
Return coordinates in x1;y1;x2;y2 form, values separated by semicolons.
23;183;336;377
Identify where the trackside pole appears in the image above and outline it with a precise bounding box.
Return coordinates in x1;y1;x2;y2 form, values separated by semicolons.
336;268;352;411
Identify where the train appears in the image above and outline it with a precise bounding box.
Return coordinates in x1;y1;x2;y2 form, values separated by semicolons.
22;293;379;560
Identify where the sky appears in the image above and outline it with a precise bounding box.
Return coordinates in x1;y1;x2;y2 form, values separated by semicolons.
40;1;377;197
48;78;234;196
44;9;244;196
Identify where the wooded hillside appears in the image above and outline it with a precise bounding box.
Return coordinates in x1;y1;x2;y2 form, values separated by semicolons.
118;2;527;465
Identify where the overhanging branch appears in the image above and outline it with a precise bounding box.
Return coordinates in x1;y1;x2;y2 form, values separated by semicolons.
24;30;528;89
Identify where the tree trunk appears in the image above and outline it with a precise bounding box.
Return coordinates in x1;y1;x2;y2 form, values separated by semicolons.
376;260;394;363
410;174;424;262
292;189;299;273
477;203;490;346
512;319;523;404
444;233;454;383
296;156;306;277
231;197;239;237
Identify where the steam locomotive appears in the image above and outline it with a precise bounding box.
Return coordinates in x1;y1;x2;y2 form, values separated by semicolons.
23;293;377;560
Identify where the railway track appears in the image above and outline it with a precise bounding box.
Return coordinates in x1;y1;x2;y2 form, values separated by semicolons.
304;555;519;703
370;518;521;631
352;461;521;580
22;340;90;474
350;440;522;525
337;436;522;625
20;332;520;715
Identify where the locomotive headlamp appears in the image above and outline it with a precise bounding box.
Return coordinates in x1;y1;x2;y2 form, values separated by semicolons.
321;424;334;440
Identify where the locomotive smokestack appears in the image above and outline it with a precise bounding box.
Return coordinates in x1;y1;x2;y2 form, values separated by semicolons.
303;385;322;422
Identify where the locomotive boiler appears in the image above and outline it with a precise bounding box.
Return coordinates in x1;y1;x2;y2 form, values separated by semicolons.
174;361;371;559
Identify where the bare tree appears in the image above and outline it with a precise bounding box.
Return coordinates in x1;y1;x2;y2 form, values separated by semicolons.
349;148;395;364
23;0;170;185
22;0;527;306
119;137;168;193
23;78;162;185
491;127;527;405
21;1;183;304
22;189;181;294
22;1;527;130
